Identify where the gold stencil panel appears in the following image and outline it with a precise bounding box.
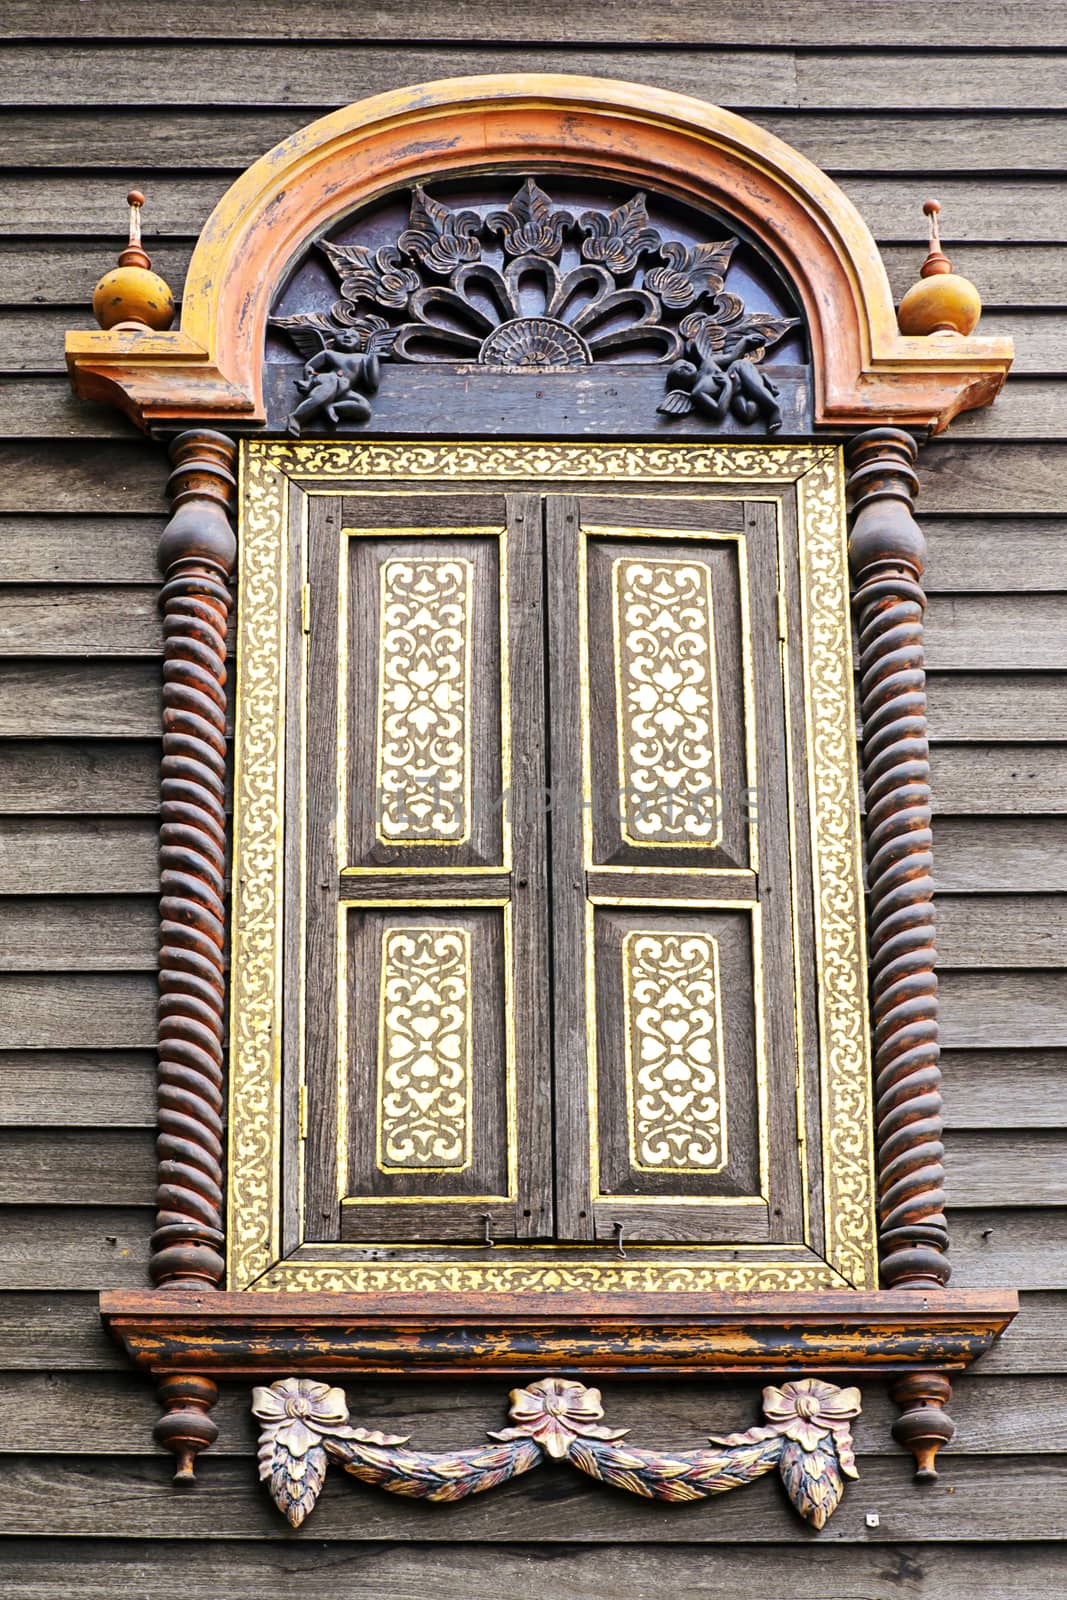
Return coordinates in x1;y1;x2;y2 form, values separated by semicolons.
623;929;727;1174
376;925;473;1174
375;556;473;845
613;557;722;848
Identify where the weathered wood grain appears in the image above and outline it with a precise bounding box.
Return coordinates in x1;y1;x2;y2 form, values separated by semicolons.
0;662;162;736
0;1125;1049;1209
0;1129;156;1204
6;881;1064;979
1;41;1067;108
3;505;1065;596
0;514;162;581
926;676;1067;741
6;170;1067;244
930;747;1067;815
6;375;1067;444
950;1208;1067;1289
1;1540;1064;1600
5;1290;1053;1374
7;2;1067;47
946;1132;1067;1207
936;896;1067;968
939;970;1067;1049
0;1292;126;1367
934;819;1067;893
0;1451;1063;1541
942;1051;1067;1127
0;1206;149;1288
6;302;1063;378
0;896;158;970
0;1051;155;1125
0;818;159;892
0;584;1060;668
0;973;158;1049
0;741;162;813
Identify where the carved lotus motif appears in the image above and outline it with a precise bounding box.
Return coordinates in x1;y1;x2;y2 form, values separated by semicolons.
487;178;571;259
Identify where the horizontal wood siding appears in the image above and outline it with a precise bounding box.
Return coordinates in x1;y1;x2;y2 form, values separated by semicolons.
0;14;1064;1598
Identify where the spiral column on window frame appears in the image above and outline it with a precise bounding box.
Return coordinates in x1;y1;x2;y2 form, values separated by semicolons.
846;426;955;1480
150;428;237;1481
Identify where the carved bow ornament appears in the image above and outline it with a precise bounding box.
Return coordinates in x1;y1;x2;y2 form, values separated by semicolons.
269;178;799;433
253;1374;860;1529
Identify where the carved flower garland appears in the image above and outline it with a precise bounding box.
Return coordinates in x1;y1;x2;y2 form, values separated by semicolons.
253;1374;861;1530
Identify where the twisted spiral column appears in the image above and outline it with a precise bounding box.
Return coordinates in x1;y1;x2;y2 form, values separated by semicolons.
847;427;949;1292
151;429;237;1480
847;427;954;1482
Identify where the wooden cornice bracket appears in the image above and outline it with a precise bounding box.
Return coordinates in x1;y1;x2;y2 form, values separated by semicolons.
64;329;255;429
101;1287;1017;1380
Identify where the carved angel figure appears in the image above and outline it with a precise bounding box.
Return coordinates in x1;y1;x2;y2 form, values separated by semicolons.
271;313;392;435
658;309;798;433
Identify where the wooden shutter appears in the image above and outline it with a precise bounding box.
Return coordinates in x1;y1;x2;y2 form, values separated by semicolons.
545;492;811;1245
302;490;553;1244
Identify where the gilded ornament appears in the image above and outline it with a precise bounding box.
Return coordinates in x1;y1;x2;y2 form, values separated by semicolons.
613;557;721;846
623;930;727;1173
377;927;473;1173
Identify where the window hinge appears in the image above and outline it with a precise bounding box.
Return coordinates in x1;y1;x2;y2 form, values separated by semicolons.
298;1083;308;1140
777;588;788;641
301;582;312;635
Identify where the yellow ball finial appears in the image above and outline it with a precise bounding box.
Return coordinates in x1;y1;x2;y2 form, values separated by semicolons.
897;198;982;338
91;189;175;332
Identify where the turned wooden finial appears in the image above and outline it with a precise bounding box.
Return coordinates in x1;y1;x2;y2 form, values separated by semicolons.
897;198;981;337
91;187;175;332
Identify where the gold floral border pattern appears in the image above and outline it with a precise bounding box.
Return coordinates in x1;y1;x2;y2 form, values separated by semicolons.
796;452;877;1288
254;1258;843;1294
230;439;877;1293
229;447;290;1288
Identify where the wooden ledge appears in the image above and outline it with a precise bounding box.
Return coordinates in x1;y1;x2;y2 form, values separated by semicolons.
101;1288;1017;1380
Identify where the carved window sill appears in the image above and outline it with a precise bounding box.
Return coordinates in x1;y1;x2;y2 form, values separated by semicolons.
102;1287;1015;1379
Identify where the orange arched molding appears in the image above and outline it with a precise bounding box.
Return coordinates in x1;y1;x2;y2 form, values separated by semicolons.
65;74;1012;433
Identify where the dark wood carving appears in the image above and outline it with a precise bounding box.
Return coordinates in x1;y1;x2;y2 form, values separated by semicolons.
253;1374;861;1529
269;178;799;431
151;428;237;1480
846;428;948;1294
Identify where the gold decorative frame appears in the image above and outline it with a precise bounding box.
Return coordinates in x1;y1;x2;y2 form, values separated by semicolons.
230;440;876;1293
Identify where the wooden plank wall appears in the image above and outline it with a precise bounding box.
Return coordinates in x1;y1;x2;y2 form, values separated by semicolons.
1;5;1065;1596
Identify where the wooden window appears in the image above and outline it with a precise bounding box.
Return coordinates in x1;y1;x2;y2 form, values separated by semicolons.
228;442;878;1295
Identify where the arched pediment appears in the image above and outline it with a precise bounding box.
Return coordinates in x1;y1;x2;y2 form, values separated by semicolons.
66;73;1011;432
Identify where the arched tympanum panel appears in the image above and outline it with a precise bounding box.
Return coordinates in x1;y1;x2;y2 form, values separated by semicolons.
66;74;1010;432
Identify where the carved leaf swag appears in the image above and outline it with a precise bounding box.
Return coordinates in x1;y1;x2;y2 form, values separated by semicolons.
253;1375;860;1529
269;178;800;432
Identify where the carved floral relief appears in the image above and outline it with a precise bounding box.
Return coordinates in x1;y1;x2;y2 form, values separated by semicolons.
253;1374;861;1529
269;178;800;432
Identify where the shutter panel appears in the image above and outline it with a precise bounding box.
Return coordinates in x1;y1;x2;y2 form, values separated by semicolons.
545;491;809;1245
302;490;553;1244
